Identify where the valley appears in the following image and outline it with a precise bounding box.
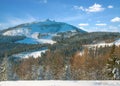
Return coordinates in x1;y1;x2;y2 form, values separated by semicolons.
0;20;120;80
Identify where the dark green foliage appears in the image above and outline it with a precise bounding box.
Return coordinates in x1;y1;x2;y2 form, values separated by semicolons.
60;32;120;45
0;43;49;62
0;35;26;43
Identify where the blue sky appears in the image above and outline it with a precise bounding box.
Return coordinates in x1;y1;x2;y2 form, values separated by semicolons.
0;0;120;32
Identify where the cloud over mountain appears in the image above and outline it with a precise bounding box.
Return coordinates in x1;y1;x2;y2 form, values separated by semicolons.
74;3;105;13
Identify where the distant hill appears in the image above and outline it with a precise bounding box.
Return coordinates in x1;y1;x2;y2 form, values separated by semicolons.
0;19;86;44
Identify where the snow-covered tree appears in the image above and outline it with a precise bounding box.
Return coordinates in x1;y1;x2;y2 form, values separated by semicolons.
107;54;120;80
106;45;120;80
0;54;8;81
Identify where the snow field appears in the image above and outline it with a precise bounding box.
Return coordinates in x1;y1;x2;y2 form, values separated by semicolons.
0;81;120;86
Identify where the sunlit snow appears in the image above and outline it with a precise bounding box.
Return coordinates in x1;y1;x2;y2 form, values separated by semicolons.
85;39;120;48
0;81;120;86
12;50;47;59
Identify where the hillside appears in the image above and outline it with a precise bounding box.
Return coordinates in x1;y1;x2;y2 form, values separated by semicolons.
0;21;120;80
0;19;86;44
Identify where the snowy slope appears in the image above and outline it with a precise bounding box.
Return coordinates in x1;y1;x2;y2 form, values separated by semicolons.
85;38;120;48
12;49;47;59
0;81;120;86
114;39;120;46
17;38;56;44
1;19;86;44
2;28;31;36
85;42;113;48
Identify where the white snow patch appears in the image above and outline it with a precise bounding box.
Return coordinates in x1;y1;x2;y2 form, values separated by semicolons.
79;51;84;56
112;68;117;74
112;68;119;79
0;81;120;86
2;28;30;36
31;32;40;39
116;60;120;65
85;39;120;48
114;39;120;46
71;30;76;32
65;65;68;69
85;42;113;48
36;39;56;44
12;50;47;59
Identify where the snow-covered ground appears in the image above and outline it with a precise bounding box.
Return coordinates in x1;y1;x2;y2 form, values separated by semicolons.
17;38;56;44
114;39;120;46
12;50;47;59
0;81;120;86
2;28;31;36
35;39;56;44
85;42;113;48
85;39;120;48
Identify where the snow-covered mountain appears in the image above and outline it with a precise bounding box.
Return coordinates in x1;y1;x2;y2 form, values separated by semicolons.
0;19;86;44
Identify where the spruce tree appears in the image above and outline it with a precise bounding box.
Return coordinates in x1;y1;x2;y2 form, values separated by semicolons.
0;54;8;81
107;44;120;80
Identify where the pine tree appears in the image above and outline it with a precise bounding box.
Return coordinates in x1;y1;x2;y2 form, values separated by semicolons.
106;44;120;80
65;62;71;80
0;54;8;81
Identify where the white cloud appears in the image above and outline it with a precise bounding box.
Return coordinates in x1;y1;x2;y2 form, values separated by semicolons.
74;3;105;13
111;17;120;22
108;5;113;8
78;23;89;26
86;3;105;12
74;6;85;11
96;23;107;26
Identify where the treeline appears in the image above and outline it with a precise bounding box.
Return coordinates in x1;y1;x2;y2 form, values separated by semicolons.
3;44;119;80
57;32;120;45
0;32;120;80
0;43;50;62
0;35;26;43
